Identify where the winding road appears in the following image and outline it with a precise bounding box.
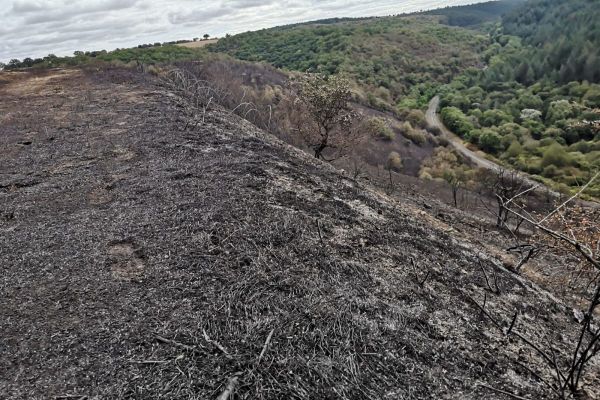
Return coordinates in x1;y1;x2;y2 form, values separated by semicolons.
426;96;563;199
426;96;502;172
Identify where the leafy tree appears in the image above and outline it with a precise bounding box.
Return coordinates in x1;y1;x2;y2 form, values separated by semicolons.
481;109;512;127
505;140;524;158
479;128;503;153
546;100;577;124
440;107;474;138
294;73;360;159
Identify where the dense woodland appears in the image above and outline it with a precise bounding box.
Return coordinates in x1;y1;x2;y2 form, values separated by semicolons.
440;0;600;197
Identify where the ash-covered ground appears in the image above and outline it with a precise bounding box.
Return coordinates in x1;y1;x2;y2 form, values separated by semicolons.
1;68;598;399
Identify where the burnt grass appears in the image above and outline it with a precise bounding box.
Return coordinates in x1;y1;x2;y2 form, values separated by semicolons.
0;67;598;399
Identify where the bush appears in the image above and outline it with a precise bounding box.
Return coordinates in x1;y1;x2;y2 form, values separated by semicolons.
479;129;503;154
406;109;426;128
542;165;559;178
541;143;570;168
505;141;523;158
440;106;474;138
386;151;403;171
481;109;512;127
401;127;427;146
365;117;395;141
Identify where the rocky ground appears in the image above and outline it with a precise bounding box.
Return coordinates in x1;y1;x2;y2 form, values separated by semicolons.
1;67;598;399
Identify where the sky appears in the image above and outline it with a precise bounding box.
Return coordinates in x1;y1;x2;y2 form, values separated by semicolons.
0;0;489;62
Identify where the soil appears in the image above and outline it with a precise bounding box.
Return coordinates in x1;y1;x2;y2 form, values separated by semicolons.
1;67;598;399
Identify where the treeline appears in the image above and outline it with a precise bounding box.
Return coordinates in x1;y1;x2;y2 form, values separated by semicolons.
1;44;206;71
422;0;523;28
503;0;600;84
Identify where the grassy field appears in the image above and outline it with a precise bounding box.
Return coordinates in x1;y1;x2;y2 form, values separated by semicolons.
177;38;219;48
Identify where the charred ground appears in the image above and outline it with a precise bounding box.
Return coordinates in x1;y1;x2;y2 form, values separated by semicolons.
0;68;598;399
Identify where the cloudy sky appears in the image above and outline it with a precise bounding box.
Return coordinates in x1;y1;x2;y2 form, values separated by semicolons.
1;0;488;62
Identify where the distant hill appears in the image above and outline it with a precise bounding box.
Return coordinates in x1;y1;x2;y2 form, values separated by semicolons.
211;15;488;110
503;0;600;83
422;0;525;28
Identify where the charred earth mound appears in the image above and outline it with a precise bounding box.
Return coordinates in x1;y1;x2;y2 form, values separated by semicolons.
1;68;597;399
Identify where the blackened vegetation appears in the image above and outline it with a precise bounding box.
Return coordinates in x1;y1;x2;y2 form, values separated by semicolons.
0;68;598;399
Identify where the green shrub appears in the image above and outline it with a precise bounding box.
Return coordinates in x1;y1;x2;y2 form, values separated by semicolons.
481;109;513;127
466;128;482;144
541;143;570;167
440;106;474;138
542;165;558;178
569;141;592;153
365;117;395;141
479;129;502;154
505;141;523;158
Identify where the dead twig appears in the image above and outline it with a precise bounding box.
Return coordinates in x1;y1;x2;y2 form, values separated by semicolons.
479;384;530;400
479;261;501;294
128;359;170;365
419;271;431;287
155;334;200;353
506;311;518;336
257;329;275;363
203;329;232;359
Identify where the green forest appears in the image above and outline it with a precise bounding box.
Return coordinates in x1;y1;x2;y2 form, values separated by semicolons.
211;15;490;110
440;0;600;197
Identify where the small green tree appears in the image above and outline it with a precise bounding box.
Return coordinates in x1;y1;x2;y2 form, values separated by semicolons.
295;73;359;159
479;129;503;154
203;34;210;40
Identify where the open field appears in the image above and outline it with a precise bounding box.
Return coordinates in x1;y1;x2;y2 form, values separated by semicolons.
177;38;219;48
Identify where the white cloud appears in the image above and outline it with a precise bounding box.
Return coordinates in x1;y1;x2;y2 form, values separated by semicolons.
0;0;489;62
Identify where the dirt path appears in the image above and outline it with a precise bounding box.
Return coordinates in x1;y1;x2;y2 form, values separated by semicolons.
426;96;501;171
426;96;570;201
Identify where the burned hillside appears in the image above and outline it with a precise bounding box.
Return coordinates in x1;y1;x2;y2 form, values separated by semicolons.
0;68;598;399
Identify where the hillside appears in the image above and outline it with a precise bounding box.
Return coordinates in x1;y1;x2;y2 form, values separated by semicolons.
422;0;524;28
503;0;600;83
1;67;599;399
211;15;489;110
